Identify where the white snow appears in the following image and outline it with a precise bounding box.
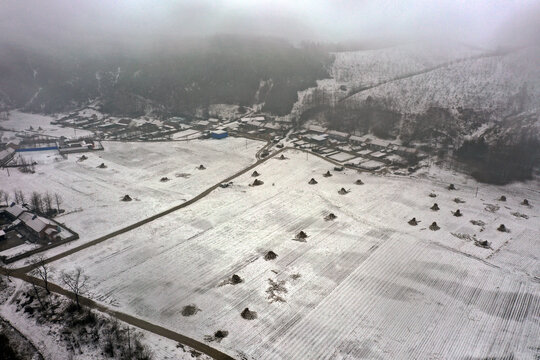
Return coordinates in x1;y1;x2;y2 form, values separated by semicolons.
0;111;93;139
45;149;540;359
1;138;264;264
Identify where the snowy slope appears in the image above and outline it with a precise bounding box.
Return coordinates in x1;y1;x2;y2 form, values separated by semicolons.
47;149;540;359
345;46;540;115
332;42;484;87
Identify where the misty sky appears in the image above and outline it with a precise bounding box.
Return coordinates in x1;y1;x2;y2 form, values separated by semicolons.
1;0;539;50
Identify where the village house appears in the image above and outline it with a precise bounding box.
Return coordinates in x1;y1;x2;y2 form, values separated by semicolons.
18;212;60;241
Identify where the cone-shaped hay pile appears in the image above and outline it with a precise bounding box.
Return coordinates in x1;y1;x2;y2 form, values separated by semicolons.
279;154;286;160
431;203;439;211
241;308;258;320
198;164;206;170
448;183;456;190
475;239;490;248
323;170;332;177
324;213;337;221
231;274;243;284
522;199;530;206
453;209;462;217
295;231;308;240
252;171;260;177
338;188;349;195
264;251;278;260
97;163;107;168
497;224;508;232
160;177;169;182
499;195;507;202
429;193;437;198
355;179;364;185
408;217;418;226
429;222;440;231
308;178;318;185
121;194;132;202
251;179;264;186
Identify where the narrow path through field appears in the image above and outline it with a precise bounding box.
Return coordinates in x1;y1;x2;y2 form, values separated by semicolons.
14;145;285;273
0;271;235;360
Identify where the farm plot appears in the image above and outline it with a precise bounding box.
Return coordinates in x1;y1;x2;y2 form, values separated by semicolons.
49;150;540;359
1;138;264;251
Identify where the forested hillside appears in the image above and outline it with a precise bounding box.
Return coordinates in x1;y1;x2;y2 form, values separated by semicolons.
0;36;331;117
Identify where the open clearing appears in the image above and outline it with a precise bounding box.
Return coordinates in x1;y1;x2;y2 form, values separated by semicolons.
1;138;263;251
47;149;540;359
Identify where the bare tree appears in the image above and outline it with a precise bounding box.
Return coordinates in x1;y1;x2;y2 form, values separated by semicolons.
42;192;53;214
54;193;63;212
62;268;88;309
31;256;50;294
30;191;43;213
14;189;25;204
29;276;46;310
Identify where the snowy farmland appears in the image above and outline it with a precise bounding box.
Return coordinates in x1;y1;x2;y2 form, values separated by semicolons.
48;149;540;359
1;137;264;250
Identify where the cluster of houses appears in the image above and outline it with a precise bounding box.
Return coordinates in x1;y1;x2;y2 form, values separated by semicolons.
0;203;74;243
289;125;424;171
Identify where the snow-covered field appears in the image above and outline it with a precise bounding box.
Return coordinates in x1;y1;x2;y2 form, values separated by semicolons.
47;149;540;359
0;279;211;360
0;111;93;138
1;137;263;252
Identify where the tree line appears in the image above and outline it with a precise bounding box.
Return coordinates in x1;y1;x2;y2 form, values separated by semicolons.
0;189;63;216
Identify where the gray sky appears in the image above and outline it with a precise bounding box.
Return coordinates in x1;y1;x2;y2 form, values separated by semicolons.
1;0;539;50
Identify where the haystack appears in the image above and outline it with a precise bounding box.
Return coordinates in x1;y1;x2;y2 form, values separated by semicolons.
475;239;490;248
121;194;132;202
429;193;437;198
97;163;107;168
408;217;418;226
231;274;243;284
453;209;462;217
338;188;349;195
214;330;228;339
296;231;308;240
241;308;258;320
264;251;278;261
251;179;264;186
454;198;465;203
181;304;200;317
308;178;318;185
323;170;332;177
499;195;507;202
198;164;206;170
279;154;287;160
160;177;169;182
252;171;260;177
497;224;508;232
448;183;456;190
78;155;88;162
522;199;530;206
355;179;364;185
324;213;337;221
430;203;440;211
429;222;440;231
334;166;344;172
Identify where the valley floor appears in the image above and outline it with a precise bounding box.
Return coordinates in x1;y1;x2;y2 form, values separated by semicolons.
41;149;539;359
